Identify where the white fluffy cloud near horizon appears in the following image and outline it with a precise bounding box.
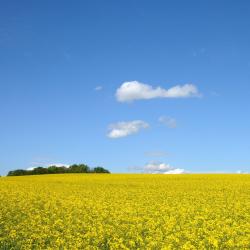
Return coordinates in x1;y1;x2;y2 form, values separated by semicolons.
107;120;149;139
116;81;201;102
143;162;186;174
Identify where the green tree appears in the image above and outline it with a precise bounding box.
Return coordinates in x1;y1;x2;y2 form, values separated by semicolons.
68;164;90;173
7;163;110;176
93;167;110;173
32;167;49;175
48;166;67;174
7;169;28;176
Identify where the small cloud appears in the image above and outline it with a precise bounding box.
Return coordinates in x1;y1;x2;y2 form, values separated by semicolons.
95;86;103;91
48;163;70;168
192;51;198;57
236;170;249;174
192;48;206;57
210;91;220;97
163;168;186;174
107;120;149;139
145;151;168;157
116;81;201;102
27;167;35;171
158;116;177;128
144;162;173;173
141;162;187;174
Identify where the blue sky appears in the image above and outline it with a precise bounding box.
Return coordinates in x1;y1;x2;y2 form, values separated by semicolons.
0;0;250;175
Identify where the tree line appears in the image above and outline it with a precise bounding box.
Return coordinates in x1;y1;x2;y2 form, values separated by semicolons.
7;164;110;176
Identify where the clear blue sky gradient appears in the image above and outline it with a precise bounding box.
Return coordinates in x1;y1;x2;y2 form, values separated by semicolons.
1;0;250;175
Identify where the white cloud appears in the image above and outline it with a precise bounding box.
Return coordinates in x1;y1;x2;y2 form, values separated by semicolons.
163;168;186;174
116;81;201;102
159;116;177;128
48;163;70;168
236;170;249;174
27;167;35;171
145;151;168;157
95;86;103;91
143;162;187;174
144;162;172;172
107;120;149;139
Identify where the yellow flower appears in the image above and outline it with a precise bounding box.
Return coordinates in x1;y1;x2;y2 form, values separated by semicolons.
0;174;249;249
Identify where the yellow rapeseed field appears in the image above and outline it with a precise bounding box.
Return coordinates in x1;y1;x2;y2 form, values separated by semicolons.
0;174;249;249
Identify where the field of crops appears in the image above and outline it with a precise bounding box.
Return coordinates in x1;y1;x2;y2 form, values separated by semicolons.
0;174;249;249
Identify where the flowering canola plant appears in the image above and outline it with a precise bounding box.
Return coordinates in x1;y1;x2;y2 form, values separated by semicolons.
0;174;249;249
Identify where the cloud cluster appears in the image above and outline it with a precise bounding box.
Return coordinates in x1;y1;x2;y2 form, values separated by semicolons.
107;115;177;139
158;116;177;128
143;162;186;174
107;120;149;139
116;81;200;102
103;80;197;173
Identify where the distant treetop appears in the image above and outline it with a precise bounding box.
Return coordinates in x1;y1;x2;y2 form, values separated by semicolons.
7;164;110;176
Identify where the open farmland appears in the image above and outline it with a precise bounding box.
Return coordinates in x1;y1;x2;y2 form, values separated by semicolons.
0;174;249;249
